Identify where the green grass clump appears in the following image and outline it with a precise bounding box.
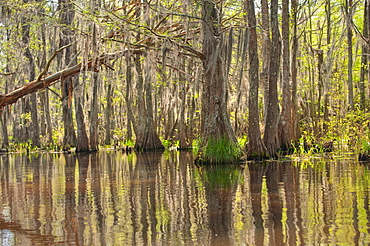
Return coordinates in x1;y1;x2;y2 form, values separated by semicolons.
201;136;241;164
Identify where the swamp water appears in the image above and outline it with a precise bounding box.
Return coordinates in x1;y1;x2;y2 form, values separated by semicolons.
0;151;369;245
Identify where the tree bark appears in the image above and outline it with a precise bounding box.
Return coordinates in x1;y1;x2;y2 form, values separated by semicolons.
40;90;53;144
261;0;271;123
89;72;100;151
22;0;40;147
105;81;113;145
360;0;368;111
323;0;331;133
291;0;300;142
346;0;354;110
368;0;370;105
74;76;89;152
279;0;292;151
125;55;134;141
263;0;281;156
247;0;266;159
133;54;163;151
2;12;10;148
200;0;239;162
59;0;76;148
178;59;190;149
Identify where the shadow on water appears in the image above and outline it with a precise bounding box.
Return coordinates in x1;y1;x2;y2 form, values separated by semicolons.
0;152;369;245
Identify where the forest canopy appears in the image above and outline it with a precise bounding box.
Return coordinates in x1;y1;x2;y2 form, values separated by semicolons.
0;0;369;161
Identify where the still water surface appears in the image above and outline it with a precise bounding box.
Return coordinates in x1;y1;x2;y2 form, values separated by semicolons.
0;151;369;245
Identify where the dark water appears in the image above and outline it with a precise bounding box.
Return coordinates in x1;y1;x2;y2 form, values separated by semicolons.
0;151;369;245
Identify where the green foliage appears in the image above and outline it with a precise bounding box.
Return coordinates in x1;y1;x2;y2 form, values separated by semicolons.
326;108;370;152
361;140;370;154
237;135;248;147
200;136;241;164
292;133;321;156
123;139;135;147
8;139;39;153
161;139;179;149
162;139;172;149
192;138;200;155
52;128;63;147
20;113;31;127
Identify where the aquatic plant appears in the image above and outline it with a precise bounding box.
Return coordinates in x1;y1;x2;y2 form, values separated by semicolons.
199;136;242;164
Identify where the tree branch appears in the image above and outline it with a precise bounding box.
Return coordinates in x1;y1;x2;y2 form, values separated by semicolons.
36;43;73;82
0;49;143;114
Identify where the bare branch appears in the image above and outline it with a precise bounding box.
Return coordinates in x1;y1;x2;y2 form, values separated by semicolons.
36;43;73;82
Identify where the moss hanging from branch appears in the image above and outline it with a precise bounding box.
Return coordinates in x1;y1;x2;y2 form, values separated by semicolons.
0;48;143;114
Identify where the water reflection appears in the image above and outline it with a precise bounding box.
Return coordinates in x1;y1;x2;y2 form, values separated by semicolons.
0;152;369;245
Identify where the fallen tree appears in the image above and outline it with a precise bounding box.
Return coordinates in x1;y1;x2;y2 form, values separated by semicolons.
0;48;143;113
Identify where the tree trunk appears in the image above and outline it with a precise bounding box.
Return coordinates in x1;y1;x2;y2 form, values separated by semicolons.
360;0;368;111
74;75;89;152
200;0;240;163
133;55;146;149
40;90;53;144
279;0;292;151
368;0;370;105
105;81;113;145
178;59;190;149
1;112;8;148
317;49;324;136
144;55;163;150
323;0;331;133
133;55;163;151
261;0;271;122
291;0;300;141
125;54;134;141
247;0;266;159
1;94;8;148
61;77;77;149
2;25;10;148
346;0;354;110
90;72;100;151
22;0;40;147
263;0;281;156
59;0;76;149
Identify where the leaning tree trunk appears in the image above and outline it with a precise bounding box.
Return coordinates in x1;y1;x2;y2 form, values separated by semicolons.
247;0;267;160
199;0;240;163
263;0;281;157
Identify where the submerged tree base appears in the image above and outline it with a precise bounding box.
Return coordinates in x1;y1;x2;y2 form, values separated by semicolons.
359;153;370;162
246;152;270;161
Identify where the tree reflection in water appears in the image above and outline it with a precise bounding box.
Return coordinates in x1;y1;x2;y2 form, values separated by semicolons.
0;152;369;245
